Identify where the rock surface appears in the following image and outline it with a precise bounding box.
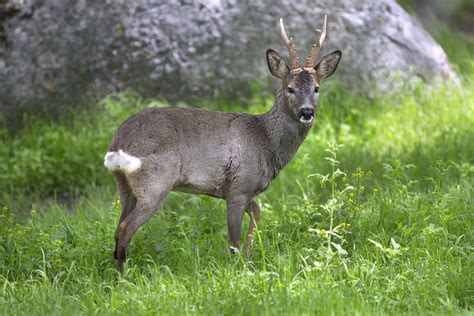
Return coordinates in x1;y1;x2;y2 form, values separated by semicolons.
0;0;458;112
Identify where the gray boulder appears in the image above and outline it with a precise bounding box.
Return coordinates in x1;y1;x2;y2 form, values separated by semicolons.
0;0;458;114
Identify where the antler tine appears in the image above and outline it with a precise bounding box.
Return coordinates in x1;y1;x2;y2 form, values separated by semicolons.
305;14;328;69
279;18;301;70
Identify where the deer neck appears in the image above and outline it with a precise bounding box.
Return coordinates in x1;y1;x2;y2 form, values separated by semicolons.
262;89;311;171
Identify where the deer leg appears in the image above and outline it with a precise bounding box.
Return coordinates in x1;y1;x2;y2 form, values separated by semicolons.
226;195;250;254
115;182;172;273
115;155;179;273
244;200;261;258
113;172;137;260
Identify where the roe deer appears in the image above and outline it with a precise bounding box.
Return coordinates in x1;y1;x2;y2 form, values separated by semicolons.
105;15;342;273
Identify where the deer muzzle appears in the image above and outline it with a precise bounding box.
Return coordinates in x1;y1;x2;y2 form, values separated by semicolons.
298;107;315;123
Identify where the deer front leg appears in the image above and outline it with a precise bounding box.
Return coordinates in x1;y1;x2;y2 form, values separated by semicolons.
226;195;250;254
244;200;261;258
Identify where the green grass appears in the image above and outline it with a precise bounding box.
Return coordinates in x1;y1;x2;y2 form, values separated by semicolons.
1;79;472;314
1;27;474;315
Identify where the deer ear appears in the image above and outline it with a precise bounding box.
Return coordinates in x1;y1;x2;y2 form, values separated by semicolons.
266;49;289;79
315;50;342;82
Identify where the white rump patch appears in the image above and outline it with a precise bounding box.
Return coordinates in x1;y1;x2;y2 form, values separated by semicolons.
104;150;142;174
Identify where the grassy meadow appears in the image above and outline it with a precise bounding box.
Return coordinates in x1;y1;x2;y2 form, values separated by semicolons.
0;27;473;315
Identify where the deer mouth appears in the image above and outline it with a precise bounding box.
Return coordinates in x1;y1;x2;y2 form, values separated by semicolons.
299;116;314;124
298;108;315;124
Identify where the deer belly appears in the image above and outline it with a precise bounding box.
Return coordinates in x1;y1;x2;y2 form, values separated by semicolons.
173;166;227;198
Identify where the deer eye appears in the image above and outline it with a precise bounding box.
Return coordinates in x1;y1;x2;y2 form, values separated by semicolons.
287;87;295;94
314;86;319;94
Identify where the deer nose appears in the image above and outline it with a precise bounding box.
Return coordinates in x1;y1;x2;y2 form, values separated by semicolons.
298;107;314;122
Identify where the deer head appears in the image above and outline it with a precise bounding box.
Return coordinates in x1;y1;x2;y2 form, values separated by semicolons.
266;15;342;124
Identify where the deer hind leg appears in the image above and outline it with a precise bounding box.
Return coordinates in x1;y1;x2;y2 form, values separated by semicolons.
226;195;251;254
244;200;261;258
113;172;138;260
114;155;179;273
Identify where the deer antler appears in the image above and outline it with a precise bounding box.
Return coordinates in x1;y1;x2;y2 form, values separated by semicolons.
279;18;301;72
305;15;328;69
